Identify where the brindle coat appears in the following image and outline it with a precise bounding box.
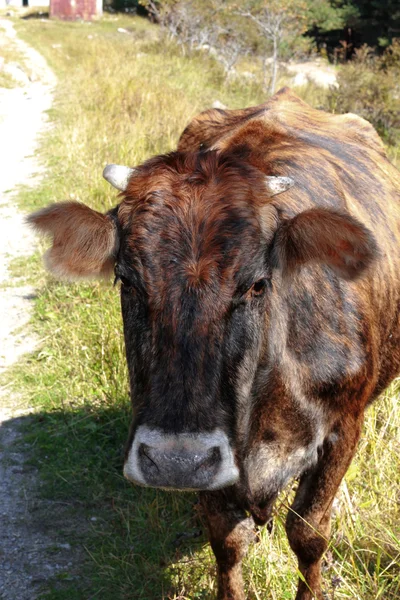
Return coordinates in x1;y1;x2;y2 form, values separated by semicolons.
29;88;400;600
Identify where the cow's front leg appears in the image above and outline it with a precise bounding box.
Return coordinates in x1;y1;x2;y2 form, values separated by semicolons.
286;419;362;600
200;489;256;600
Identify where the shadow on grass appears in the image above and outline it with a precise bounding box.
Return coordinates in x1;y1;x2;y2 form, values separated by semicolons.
4;404;214;599
21;11;49;20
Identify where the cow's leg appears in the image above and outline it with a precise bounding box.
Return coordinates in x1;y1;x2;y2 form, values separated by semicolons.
200;489;256;600
285;419;362;600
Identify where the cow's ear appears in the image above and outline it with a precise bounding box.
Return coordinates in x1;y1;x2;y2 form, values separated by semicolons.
28;202;118;280
272;208;377;280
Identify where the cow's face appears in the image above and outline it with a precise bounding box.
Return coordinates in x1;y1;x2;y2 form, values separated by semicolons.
29;151;376;494
116;153;283;491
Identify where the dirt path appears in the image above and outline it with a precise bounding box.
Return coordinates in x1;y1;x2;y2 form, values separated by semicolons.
286;58;338;89
0;19;53;373
0;19;83;600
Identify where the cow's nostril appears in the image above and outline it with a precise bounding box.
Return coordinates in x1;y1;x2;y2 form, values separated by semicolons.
138;443;160;472
195;446;221;472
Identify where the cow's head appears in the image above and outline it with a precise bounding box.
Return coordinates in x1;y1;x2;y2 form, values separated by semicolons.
29;151;376;494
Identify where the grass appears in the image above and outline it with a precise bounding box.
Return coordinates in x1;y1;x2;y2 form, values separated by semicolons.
4;12;400;600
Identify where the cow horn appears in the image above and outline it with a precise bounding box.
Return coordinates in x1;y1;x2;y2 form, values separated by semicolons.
264;176;294;197
103;164;135;192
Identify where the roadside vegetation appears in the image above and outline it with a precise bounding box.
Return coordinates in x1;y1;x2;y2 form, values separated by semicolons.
327;40;400;147
3;10;400;599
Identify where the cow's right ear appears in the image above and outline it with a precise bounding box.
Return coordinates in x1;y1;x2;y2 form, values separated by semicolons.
28;202;118;280
271;207;377;280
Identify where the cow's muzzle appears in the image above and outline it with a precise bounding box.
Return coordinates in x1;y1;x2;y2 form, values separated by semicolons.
123;426;239;491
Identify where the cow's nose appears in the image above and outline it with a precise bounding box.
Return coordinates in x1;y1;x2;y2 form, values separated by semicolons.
123;427;239;491
138;443;221;489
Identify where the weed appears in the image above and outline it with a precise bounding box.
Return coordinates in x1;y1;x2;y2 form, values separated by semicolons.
326;41;400;147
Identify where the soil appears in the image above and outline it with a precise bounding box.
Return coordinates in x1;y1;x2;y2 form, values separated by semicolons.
0;19;86;600
286;58;338;89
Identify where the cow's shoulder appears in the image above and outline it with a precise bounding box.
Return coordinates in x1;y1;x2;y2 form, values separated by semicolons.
177;102;269;153
335;112;386;156
266;87;387;156
178;87;387;160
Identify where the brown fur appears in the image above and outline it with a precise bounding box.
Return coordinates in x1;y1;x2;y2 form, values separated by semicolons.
273;207;377;279
117;151;272;324
28;202;117;279
176;89;400;599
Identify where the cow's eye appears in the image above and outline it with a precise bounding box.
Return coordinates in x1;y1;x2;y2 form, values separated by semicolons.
114;266;132;289
249;278;267;298
119;276;132;288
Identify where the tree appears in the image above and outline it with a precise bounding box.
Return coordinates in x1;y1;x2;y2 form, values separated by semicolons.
346;0;400;47
142;0;249;74
234;0;357;93
143;1;217;51
141;0;367;87
236;1;311;93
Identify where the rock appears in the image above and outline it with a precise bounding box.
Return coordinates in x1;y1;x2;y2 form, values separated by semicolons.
241;71;256;81
57;542;71;550
212;100;227;110
292;72;308;87
286;59;338;89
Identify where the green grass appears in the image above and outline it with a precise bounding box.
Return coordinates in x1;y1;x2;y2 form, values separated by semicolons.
5;13;400;600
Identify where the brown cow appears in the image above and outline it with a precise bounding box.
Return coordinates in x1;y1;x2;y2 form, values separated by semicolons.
29;88;400;600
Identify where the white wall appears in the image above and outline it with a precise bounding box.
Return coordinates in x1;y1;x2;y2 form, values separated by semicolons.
0;0;50;7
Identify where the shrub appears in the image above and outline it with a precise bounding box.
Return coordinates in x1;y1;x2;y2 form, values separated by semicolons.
327;40;400;146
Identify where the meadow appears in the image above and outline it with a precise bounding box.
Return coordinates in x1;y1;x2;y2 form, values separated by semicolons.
6;13;400;599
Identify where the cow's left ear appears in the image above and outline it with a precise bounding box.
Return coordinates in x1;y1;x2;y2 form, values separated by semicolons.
272;208;378;280
28;202;118;280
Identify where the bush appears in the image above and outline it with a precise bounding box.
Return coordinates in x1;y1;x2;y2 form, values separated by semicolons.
327;40;400;146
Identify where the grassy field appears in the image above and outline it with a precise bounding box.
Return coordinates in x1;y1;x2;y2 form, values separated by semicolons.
4;12;400;600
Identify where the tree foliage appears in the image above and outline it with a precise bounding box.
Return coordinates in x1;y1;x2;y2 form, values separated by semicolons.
349;0;400;47
141;0;354;89
235;0;311;92
140;0;400;99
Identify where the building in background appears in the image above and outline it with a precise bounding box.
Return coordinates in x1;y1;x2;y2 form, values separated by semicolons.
50;0;102;20
0;0;102;18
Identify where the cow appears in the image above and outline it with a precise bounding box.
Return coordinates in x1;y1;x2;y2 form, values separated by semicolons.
28;88;400;600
